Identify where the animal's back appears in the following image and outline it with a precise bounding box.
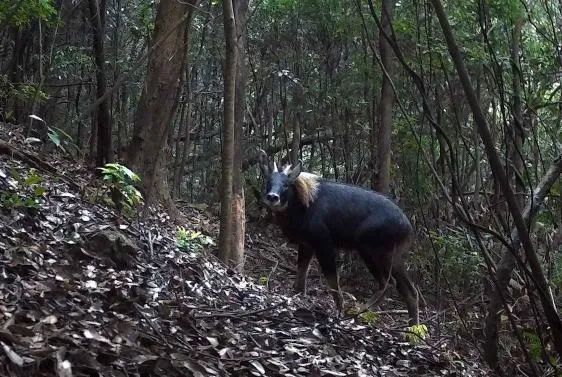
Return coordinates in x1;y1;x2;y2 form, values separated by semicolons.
306;181;412;248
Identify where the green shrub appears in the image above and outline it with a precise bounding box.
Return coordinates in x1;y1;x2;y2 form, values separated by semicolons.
98;163;143;214
176;227;214;252
0;168;46;211
406;324;429;344
429;228;483;292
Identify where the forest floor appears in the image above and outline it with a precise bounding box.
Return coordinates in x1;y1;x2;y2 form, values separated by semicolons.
0;123;491;376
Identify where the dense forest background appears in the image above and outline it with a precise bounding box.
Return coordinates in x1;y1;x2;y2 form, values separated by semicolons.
1;0;562;374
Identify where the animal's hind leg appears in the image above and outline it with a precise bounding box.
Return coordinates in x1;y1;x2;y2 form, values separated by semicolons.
294;245;314;294
392;262;419;325
359;249;394;310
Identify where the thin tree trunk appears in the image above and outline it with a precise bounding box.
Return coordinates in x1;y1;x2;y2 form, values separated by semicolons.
557;0;562;134
89;0;112;167
374;0;395;194
89;108;97;166
230;0;250;272
473;68;482;211
290;21;304;166
509;17;526;207
218;0;237;264
483;16;526;367
117;87;128;160
290;84;304;165
429;0;562;361
172;99;188;198
359;24;377;189
9;27;28;125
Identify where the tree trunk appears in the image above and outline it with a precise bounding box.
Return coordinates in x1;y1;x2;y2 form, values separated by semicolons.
125;0;199;210
229;0;250;272
361;27;377;189
9;27;29;125
290;22;304;166
218;0;237;264
290;86;303;165
430;0;562;361
88;0;112;167
172;99;189;198
483;16;526;368
508;17;526;207
374;0;395;194
89;109;97;166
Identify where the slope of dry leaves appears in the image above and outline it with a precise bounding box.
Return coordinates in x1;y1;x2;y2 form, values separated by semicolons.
0;123;491;376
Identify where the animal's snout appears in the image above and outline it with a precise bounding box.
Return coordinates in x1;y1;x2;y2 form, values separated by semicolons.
266;193;280;203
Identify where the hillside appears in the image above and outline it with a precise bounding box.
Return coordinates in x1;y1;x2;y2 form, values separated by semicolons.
0;124;490;376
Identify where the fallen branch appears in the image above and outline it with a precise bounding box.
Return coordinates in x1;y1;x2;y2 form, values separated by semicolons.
194;301;284;319
0;139;82;192
0;139;58;174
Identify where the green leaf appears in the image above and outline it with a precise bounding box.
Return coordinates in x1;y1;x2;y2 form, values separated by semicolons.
23;197;39;208
47;128;61;148
24;172;42;186
34;186;46;197
406;324;429;344
358;311;379;325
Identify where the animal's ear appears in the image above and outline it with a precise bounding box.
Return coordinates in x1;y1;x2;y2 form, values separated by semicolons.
287;160;302;182
258;149;270;176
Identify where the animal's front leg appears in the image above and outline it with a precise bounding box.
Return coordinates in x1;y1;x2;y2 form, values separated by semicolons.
315;245;343;314
294;245;314;294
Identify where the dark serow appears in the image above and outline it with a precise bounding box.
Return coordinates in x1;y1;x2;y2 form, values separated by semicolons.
258;150;419;325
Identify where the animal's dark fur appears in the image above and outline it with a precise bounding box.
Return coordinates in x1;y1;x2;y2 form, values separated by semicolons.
258;151;419;325
276;178;412;250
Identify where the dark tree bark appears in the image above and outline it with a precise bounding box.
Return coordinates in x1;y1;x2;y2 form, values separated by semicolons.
509;18;525;205
172;99;189;198
374;0;395;194
483;16;526;368
429;0;562;361
89;0;112;167
230;0;250;272
125;0;199;210
218;0;237;264
290;21;304;166
8;27;30;125
89;108;97;165
290;85;303;166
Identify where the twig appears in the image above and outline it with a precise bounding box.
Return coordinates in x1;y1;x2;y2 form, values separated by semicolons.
147;230;154;258
266;260;278;290
134;303;172;348
194;301;284;319
244;250;296;273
